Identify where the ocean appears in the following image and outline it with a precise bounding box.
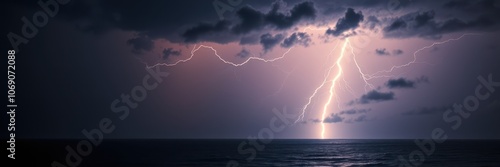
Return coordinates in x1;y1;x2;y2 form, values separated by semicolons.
15;139;500;166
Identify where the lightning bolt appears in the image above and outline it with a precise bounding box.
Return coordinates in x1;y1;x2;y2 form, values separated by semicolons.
350;44;375;93
139;30;476;139
313;34;478;139
146;45;293;68
295;41;342;123
367;33;480;79
320;38;349;139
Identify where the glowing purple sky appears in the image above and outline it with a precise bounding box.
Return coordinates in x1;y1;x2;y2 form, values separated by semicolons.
5;0;500;139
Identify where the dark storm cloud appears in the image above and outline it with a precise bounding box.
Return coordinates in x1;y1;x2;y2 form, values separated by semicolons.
239;35;260;45
231;6;266;34
358;90;395;104
386;78;415;89
414;11;435;28
181;0;316;43
182;20;232;43
401;106;448;116
266;1;317;29
375;48;405;56
162;48;181;60
41;0;315;46
232;1;316;34
22;0;498;52
326;8;364;36
383;2;500;39
260;33;285;52
339;108;371;115
320;0;388;15
365;15;381;30
58;0;223;41
27;0;498;45
126;36;154;54
442;0;499;12
281;32;312;48
384;19;407;32
442;0;470;8
236;48;251;58
323;113;344;123
375;48;390;55
386;76;429;89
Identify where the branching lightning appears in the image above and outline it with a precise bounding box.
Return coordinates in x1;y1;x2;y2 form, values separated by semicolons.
319;38;349;139
295;33;477;139
294;41;342;123
367;33;480;79
141;29;476;139
147;44;293;68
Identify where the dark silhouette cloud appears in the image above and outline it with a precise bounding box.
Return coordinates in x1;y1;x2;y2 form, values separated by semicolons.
442;0;470;9
281;32;311;48
239;35;260;45
324;113;344;123
326;8;364;36
384;19;407;32
162;48;181;60
260;33;285;52
22;0;498;50
232;6;266;34
386;76;429;89
127;36;154;54
43;0;316;46
414;11;435;28
236;48;251;58
383;7;500;39
375;48;390;55
265;1;317;29
182;20;231;43
386;78;415;88
375;48;404;56
57;0;228;42
358;90;395;104
339;108;371;115
232;1;316;34
366;15;381;30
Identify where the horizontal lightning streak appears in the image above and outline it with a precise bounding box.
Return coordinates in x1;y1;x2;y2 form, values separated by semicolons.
147;45;293;68
368;33;480;78
138;28;477;140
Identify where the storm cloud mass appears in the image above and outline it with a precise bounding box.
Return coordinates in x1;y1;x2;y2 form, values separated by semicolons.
3;0;499;141
19;0;498;52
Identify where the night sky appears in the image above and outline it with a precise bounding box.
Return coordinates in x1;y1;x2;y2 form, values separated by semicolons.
2;0;500;140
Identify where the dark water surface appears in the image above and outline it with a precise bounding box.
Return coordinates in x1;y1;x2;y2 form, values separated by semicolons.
15;139;500;166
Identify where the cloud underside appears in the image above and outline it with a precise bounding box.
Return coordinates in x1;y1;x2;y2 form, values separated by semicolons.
183;1;316;43
358;90;395;104
326;8;364;37
44;0;500;54
382;6;500;39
